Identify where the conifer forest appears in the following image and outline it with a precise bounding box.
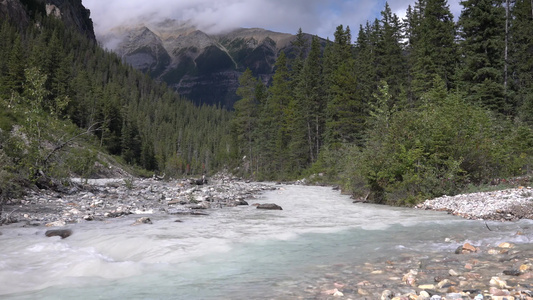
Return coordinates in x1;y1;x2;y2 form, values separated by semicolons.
1;0;533;205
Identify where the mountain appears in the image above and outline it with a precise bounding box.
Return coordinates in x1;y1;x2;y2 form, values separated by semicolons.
99;20;320;108
0;0;95;40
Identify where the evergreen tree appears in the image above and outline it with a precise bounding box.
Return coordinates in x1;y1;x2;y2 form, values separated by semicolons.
295;36;325;163
231;68;259;169
509;0;533;124
325;58;366;147
376;3;407;101
324;25;365;148
458;0;507;114
354;21;379;111
262;52;292;174
6;35;25;95
411;0;457;98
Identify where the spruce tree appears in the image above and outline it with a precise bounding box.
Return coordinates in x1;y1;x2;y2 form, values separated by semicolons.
263;52;292;174
411;0;457;98
509;0;533;123
376;3;407;101
6;35;25;95
231;68;259;166
295;36;324;163
458;0;507;114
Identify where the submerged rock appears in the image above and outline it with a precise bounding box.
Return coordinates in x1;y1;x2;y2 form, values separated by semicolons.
133;217;152;225
256;203;283;210
45;229;72;239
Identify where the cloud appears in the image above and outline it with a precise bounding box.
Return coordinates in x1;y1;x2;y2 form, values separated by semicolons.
82;0;463;39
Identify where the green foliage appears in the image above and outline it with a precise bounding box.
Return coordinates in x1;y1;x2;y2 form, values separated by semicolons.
0;6;235;200
410;0;457;97
458;0;507;114
229;1;533;207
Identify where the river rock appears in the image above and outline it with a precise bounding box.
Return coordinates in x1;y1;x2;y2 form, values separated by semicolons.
256;203;283;210
45;220;66;227
402;269;418;286
45;229;72;239
489;277;508;289
234;199;249;206
503;269;521;276
381;289;394;299
498;242;514;248
133;217;152;225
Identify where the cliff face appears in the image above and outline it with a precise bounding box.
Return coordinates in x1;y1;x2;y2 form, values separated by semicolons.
43;0;95;40
100;20;319;108
0;0;31;29
0;0;95;40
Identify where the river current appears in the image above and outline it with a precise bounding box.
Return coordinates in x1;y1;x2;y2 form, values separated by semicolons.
1;185;532;299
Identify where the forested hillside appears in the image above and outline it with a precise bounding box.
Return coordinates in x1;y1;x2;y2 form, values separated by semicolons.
231;0;533;205
0;0;233;201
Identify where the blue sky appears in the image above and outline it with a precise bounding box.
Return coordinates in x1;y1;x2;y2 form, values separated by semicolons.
83;0;463;39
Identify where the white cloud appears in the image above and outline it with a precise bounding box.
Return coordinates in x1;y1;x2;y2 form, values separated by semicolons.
82;0;463;39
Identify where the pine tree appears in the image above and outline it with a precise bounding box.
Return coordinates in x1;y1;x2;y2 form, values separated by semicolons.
263;52;292;174
324;25;366;148
376;3;407;101
509;0;533;124
295;36;324;163
411;0;457;98
6;35;25;95
231;68;259;167
325;58;366;148
354;21;379;111
458;0;507;114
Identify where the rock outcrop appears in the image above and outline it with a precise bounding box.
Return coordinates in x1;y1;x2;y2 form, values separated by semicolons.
42;0;95;40
0;0;95;40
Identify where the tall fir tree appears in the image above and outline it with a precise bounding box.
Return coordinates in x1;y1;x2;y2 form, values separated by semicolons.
376;3;407;101
294;35;324;164
231;68;259;168
354;21;379;111
411;0;457;99
509;0;533;124
458;0;508;114
263;52;292;174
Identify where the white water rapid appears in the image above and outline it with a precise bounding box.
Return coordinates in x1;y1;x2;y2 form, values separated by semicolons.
1;185;532;299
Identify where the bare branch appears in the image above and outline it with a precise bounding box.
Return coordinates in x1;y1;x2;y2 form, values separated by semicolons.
42;122;102;167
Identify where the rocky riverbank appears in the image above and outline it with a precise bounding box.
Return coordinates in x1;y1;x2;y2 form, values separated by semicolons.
417;187;533;221
300;240;533;300
0;173;277;226
2;179;533;299
296;187;533;300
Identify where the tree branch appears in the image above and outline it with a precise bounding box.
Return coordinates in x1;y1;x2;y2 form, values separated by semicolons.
42;122;102;168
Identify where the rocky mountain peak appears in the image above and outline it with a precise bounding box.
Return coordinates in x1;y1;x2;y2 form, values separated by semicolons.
98;19;317;108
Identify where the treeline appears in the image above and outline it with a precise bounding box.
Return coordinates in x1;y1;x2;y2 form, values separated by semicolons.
231;0;533;205
0;3;233;198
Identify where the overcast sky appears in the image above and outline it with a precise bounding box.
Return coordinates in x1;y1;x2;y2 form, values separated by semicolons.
82;0;463;39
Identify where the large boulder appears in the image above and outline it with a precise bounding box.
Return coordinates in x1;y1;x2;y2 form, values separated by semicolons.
256;203;283;210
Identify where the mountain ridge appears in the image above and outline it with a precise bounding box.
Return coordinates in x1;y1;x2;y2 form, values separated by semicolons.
99;21;321;108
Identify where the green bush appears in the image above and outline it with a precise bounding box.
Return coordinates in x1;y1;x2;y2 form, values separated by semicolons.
340;87;527;205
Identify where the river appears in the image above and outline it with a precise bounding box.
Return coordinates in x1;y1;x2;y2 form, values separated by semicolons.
1;185;532;299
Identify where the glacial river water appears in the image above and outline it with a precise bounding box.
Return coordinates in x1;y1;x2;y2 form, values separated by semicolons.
1;185;532;299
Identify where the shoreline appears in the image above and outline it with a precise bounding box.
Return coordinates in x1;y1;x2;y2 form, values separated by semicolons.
417;187;533;221
0;173;277;227
1;181;532;299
